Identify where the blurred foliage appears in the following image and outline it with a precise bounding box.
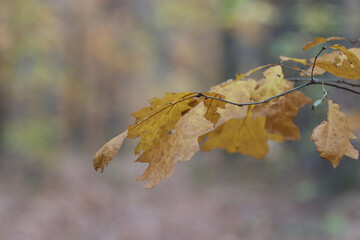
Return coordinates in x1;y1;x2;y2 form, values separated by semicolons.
294;3;342;35
3;117;57;162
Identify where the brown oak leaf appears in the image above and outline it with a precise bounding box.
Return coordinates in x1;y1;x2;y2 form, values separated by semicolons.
311;100;358;167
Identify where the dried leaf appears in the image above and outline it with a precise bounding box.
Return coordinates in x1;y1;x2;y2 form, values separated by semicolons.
254;89;312;140
302;36;347;51
301;51;342;76
201;92;227;125
251;65;289;104
315;45;360;79
128;92;197;154
311;100;358;167
136;102;214;189
201;109;283;159
210;79;257;126
93;130;128;172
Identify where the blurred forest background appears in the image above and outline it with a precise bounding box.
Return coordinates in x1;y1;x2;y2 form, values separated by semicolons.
0;0;360;239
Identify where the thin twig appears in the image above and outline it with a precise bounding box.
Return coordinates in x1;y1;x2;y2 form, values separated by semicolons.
286;77;360;88
197;82;312;107
196;80;360;108
319;82;360;95
334;79;360;88
311;46;327;82
286;77;313;82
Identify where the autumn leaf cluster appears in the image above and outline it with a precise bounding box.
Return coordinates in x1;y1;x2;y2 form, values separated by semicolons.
94;36;360;189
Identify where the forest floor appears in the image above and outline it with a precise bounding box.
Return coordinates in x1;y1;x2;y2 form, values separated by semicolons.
0;151;360;240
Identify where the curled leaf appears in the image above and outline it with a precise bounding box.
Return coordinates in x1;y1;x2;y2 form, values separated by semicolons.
93;130;128;172
280;56;308;65
311;90;328;111
302;36;347;51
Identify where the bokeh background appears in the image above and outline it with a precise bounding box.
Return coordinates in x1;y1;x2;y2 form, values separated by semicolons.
1;0;360;239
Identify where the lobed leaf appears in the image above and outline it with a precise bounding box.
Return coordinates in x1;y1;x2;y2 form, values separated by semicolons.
254;87;312;140
311;100;358;167
135;102;214;189
201;108;283;159
128;92;198;154
315;45;360;79
250;65;289;104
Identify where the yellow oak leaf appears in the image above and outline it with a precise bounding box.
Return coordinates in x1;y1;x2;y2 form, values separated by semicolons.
254;89;312;140
250;65;289;104
301;51;342;76
201;109;283;159
316;45;360;79
311;100;358;167
130;92;195;123
136;102;214;189
302;36;347;51
128;92;198;154
93;130;128;172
